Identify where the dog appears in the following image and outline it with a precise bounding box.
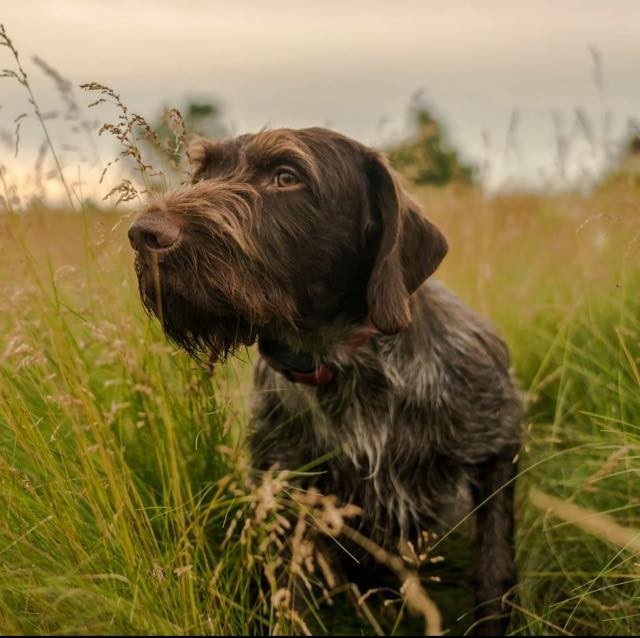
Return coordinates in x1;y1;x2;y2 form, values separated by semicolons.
128;127;522;635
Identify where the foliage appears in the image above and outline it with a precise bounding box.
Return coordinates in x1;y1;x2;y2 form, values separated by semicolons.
387;102;474;186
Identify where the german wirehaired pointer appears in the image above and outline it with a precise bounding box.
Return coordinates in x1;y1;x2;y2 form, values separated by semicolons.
128;128;522;635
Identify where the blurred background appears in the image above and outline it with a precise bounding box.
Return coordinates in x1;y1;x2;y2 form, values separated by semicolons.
3;0;640;201
1;3;640;636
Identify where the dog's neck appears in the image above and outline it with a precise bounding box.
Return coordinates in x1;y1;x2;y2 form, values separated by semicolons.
258;325;376;386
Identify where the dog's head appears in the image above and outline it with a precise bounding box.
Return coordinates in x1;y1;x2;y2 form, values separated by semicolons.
128;127;447;360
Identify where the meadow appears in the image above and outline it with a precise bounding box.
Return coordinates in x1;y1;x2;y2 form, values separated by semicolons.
1;170;639;635
1;22;640;637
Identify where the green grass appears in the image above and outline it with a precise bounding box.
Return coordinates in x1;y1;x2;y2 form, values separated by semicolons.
0;179;639;635
511;285;640;635
0;212;259;634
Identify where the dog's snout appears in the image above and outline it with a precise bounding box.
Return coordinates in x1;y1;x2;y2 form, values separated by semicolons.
128;212;181;252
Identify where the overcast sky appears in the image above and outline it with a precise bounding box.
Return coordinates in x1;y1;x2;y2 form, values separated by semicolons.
2;0;639;199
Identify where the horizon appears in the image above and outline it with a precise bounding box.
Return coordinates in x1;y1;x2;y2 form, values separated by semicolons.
2;0;640;202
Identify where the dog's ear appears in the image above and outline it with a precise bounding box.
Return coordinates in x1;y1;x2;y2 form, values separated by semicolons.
366;153;448;334
187;136;217;182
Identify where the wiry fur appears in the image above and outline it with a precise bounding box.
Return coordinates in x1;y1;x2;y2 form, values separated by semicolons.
130;127;522;635
250;280;521;543
135;180;298;359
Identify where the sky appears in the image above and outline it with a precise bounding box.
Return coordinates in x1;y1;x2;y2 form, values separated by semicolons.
2;0;639;201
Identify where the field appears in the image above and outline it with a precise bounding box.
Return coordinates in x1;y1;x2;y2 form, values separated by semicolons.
1;163;639;635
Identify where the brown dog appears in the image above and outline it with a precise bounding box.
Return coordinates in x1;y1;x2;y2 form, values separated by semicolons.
129;128;522;635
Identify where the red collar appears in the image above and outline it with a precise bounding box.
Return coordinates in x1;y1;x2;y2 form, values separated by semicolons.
258;327;376;386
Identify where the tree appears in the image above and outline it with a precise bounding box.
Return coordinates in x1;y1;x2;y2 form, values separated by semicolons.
388;98;474;187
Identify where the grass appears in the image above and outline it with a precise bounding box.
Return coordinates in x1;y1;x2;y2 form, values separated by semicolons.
0;174;639;635
1;20;640;635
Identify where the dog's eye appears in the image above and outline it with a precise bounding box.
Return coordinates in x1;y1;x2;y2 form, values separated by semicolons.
273;170;299;188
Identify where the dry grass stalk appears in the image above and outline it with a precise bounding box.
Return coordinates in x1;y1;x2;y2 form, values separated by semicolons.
530;487;640;554
350;583;386;636
0;23;76;208
220;464;442;635
80;82;191;203
80;81;163;203
578;445;633;494
339;523;442;636
32;55;100;165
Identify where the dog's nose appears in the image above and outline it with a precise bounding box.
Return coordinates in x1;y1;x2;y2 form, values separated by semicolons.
128;212;181;252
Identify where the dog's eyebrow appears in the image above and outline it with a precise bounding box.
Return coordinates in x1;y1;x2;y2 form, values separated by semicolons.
247;130;320;184
190;138;246;182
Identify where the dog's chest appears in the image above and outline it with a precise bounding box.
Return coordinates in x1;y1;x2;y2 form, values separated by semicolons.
267;345;441;465
284;380;391;473
252;348;477;537
273;371;469;534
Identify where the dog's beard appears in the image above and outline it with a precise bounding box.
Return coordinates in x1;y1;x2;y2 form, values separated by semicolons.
135;255;257;362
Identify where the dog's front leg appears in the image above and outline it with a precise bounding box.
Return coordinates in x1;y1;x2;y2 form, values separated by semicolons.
470;451;518;636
